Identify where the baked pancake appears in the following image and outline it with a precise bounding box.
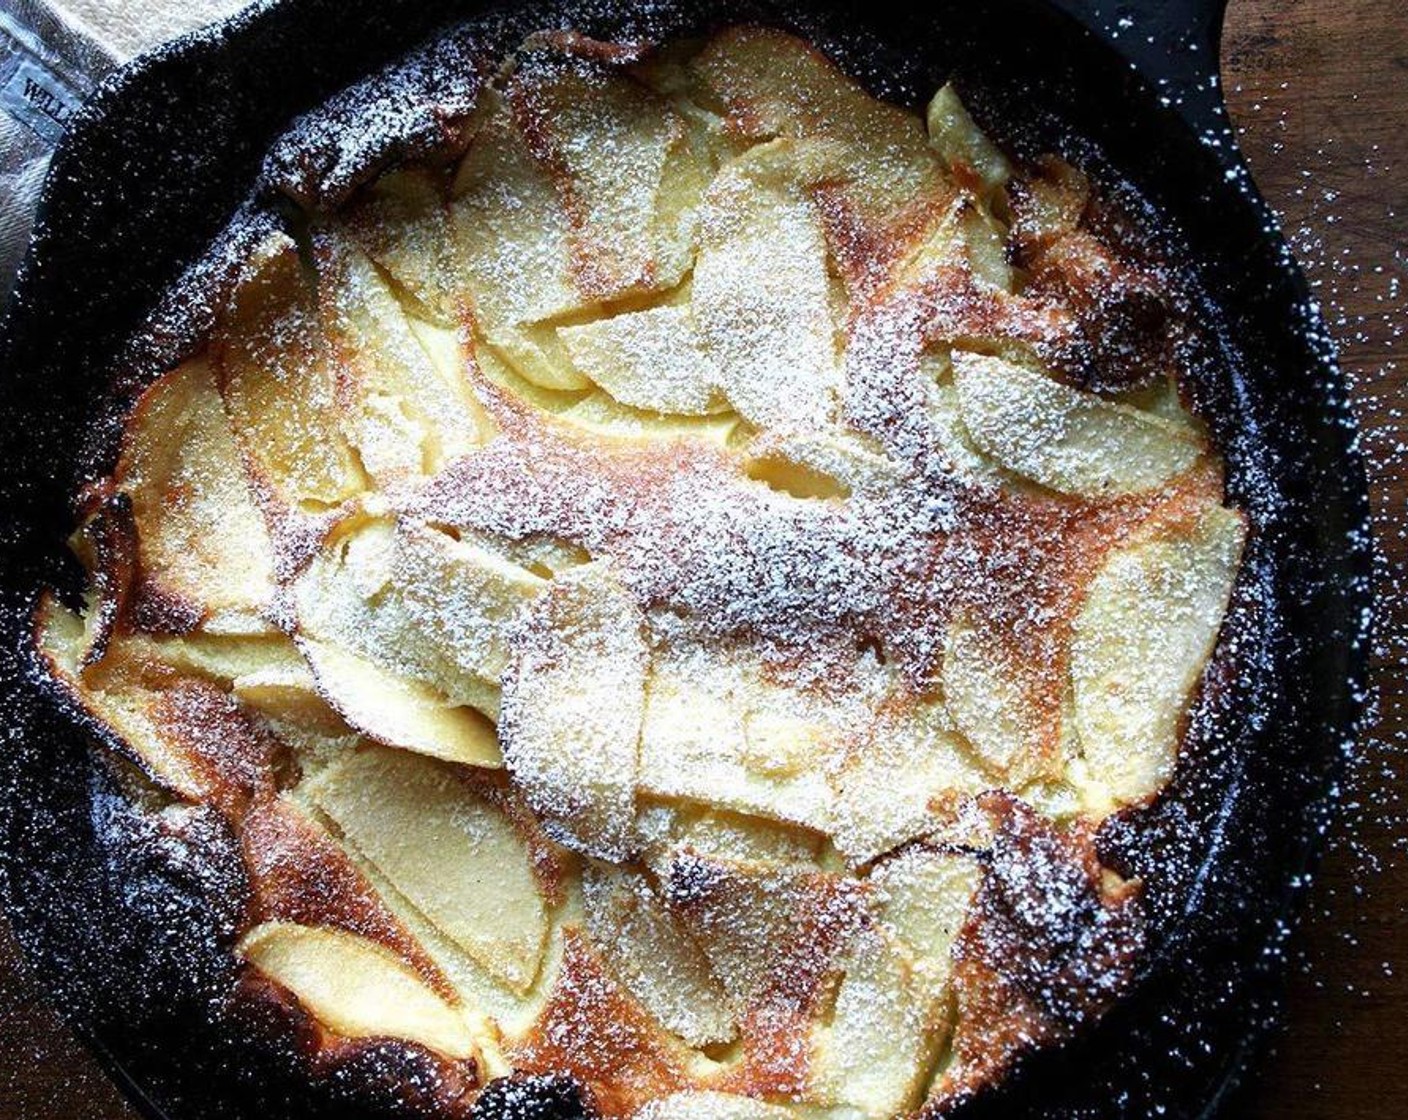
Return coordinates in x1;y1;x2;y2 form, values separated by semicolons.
33;25;1246;1120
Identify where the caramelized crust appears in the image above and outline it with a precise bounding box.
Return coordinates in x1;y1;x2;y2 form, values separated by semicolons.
941;795;1145;1098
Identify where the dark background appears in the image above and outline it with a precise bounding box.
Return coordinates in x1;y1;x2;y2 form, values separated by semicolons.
1;0;1405;1115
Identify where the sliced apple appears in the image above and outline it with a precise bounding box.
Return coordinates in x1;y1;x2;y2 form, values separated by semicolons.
920;353;1005;484
467;332;739;446
656;849;854;1012
314;228;489;483
637;647;840;836
942;613;1056;784
692;141;840;432
341;843;576;1071
1007;155;1090;253
642;802;824;868
292;516;534;722
450;92;590;390
957;200;1015;293
555;390;740;446
1112;374;1205;438
887;188;1014;298
230;659;346;733
925;85;1012;198
508;51;702;300
742;428;900;500
872;846;982;994
1071;502;1246;809
215;232;365;514
690;26;943;258
557;302;720;415
494;533;592;580
692;26;910;149
307;746;547;992
35;597;206;797
951;352;1204;497
829;702;990;867
390;520;547;686
344;166;458;325
238;921;476;1059
581;861;735;1046
291;515;398;655
498;563;647;860
810;926;945;1117
83;629;347;742
116;357;276;631
297;636;501;768
139;631;304;687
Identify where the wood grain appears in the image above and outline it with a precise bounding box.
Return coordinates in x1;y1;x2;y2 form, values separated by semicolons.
1;0;1404;1115
1223;1;1408;1117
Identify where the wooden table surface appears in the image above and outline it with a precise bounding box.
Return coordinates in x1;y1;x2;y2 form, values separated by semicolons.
2;0;1405;1115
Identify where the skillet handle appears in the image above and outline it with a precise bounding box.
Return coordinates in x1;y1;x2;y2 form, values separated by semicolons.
1047;0;1231;143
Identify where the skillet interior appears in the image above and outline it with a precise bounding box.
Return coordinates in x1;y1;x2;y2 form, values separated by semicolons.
0;0;1371;1117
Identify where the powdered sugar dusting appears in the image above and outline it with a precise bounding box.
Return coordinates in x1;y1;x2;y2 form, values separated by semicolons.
26;19;1261;1120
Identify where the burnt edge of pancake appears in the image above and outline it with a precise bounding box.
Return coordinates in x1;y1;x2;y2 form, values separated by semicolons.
25;18;1258;1120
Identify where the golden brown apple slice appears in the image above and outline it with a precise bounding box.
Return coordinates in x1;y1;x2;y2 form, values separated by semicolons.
307;746;547;992
692;141;840;432
828;702;990;867
314;228;489;483
1112;374;1205;438
554;391;741;446
872;846;982;995
639;802;824;869
338;841;576;1076
942;613;1057;784
344;166;458;325
216;232;366;515
450;92;590;391
1071;502;1245;809
919;352;1006;483
951;352;1204;497
116;357;276;633
466;332;740;446
508;51;704;300
292;517;533;717
42;601;332;784
637;648;840;836
925;85;1013;199
887;195;1012;298
581;862;735;1046
557;302;720;415
809;927;946;1117
132;630;304;687
38;603;292;817
390;521;547;686
741;428;899;500
82;628;346;740
35;597;207;797
655;849;855;1012
230;659;346;734
1007;155;1090;253
298;637;501;768
635;1093;794;1120
499;563;647;860
690;26;943;251
810;849;982;1113
406;316;478;399
237;921;477;1059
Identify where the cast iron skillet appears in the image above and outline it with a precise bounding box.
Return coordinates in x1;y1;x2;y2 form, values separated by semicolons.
0;0;1373;1117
